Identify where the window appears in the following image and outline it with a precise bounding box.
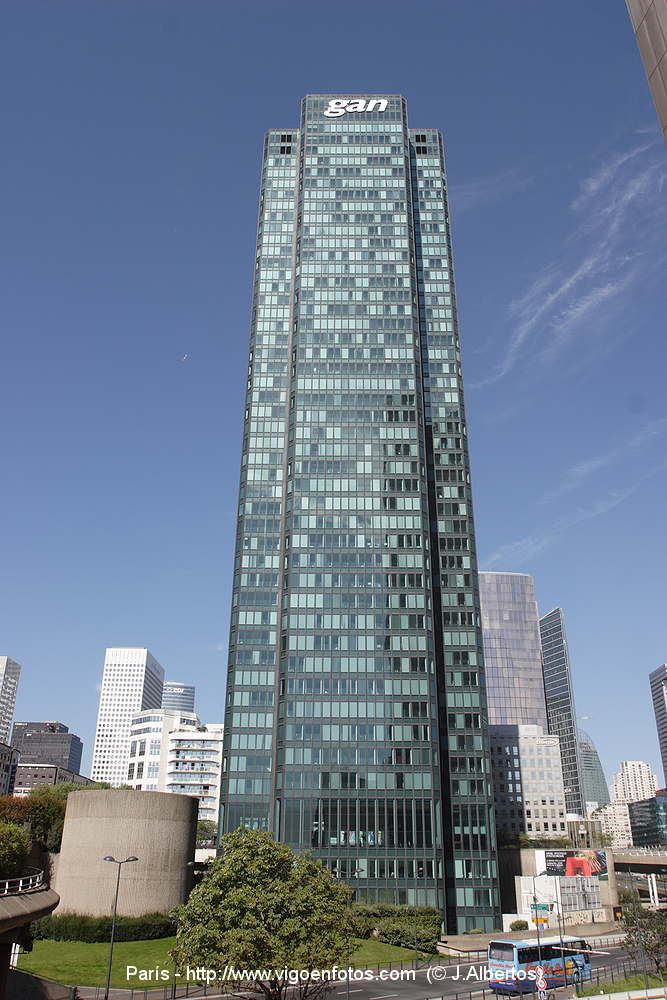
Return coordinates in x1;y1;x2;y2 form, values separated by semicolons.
489;943;515;961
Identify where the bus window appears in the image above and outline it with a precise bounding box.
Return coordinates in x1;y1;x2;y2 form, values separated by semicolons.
489;943;515;961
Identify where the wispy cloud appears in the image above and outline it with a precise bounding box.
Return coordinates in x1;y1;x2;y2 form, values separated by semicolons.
472;140;667;388
570;142;655;210
483;460;667;569
539;417;667;503
449;165;534;215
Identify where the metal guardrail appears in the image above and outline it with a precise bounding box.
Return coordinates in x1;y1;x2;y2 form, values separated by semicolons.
0;866;44;896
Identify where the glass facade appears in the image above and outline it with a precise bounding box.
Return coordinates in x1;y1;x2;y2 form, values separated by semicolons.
220;95;499;931
629;790;667;847
578;728;610;810
479;573;548;728
539;608;584;815
649;664;667;785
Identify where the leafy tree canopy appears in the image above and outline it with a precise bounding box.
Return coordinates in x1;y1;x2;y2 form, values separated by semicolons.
623;907;667;973
171;828;352;1000
0;821;32;879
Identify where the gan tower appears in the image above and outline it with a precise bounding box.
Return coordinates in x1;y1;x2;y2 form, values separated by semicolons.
220;96;499;932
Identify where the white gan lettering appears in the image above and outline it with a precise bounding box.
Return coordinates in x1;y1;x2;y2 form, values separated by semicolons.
323;98;388;118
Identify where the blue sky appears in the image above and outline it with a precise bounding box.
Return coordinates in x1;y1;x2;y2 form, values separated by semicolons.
1;1;665;785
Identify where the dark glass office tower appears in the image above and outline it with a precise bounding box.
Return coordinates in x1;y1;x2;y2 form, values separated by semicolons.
539;608;584;815
220;95;499;932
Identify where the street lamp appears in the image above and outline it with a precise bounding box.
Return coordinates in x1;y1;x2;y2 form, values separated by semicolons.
103;856;138;1000
531;875;543;967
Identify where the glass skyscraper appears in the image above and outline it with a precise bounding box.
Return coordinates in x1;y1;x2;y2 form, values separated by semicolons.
220;95;499;931
539;607;584;815
649;664;667;784
578;728;610;811
479;572;548;729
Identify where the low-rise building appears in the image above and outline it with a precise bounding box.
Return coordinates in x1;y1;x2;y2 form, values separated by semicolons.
490;724;567;842
14;763;94;795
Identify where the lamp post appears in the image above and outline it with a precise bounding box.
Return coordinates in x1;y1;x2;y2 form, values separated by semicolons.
103;856;138;1000
531;875;543;966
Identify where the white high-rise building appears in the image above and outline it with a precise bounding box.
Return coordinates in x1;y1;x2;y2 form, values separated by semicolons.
0;657;21;744
126;709;223;823
612;760;658;805
91;648;164;786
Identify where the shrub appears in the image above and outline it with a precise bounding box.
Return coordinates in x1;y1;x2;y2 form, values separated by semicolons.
375;918;439;954
0;822;32;879
32;912;176;942
510;920;529;931
465;927;485;934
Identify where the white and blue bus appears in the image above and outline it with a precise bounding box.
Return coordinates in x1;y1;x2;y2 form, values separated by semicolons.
488;936;592;993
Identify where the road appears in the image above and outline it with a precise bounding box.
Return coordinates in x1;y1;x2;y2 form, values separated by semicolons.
73;940;632;1000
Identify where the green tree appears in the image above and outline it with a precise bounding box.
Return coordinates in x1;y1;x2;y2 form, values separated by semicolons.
0;822;32;878
623;907;667;974
196;819;218;847
171;828;352;1000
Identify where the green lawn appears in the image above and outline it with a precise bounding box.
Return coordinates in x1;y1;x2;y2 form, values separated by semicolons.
580;973;666;996
18;936;418;988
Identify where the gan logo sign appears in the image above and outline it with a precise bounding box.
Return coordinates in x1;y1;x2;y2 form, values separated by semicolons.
324;98;388;118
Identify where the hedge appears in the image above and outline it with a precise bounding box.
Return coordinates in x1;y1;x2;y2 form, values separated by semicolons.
32;912;176;942
347;903;441;953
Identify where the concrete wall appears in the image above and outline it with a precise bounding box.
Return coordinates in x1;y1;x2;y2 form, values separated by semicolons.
53;789;197;917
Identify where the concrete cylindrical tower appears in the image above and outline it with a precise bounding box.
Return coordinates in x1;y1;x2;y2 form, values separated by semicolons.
54;789;197;916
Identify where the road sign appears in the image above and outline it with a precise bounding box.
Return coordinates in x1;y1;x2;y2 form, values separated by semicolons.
536;978;548;990
538;991;547;999
531;903;549;911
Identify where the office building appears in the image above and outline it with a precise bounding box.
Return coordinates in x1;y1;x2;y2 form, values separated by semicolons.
162;681;196;714
11;721;83;773
649;664;667;783
629;789;667;846
91;647;164;786
219;95;499;931
127;710;223;823
166;723;224;824
479;572;548;728
539;608;584;816
611;760;658;804
592;800;633;848
0;743;19;796
578;728;610;812
14;763;94;796
626;0;667;145
490;724;566;843
0;657;21;744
